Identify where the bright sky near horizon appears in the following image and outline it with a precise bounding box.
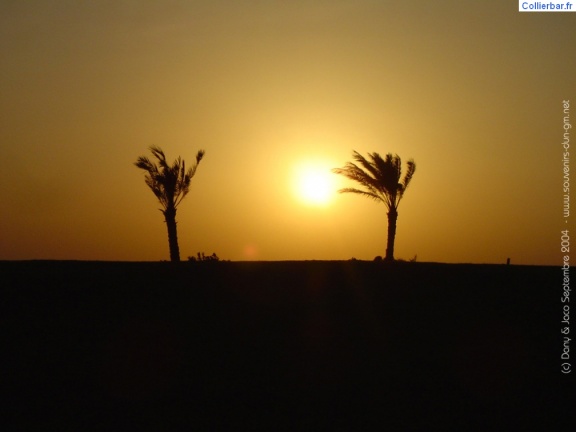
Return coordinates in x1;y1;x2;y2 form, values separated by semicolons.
1;1;574;265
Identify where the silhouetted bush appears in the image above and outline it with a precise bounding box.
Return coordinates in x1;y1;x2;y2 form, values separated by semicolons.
188;252;221;262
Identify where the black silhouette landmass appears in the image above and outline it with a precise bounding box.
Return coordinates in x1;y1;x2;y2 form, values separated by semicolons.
0;260;569;431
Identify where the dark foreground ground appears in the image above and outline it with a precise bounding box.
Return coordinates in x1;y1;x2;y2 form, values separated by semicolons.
0;261;572;430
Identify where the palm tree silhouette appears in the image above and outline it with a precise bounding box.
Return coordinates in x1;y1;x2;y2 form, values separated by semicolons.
135;146;205;262
333;151;416;261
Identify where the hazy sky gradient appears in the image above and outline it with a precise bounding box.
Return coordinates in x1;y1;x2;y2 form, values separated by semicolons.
1;1;574;264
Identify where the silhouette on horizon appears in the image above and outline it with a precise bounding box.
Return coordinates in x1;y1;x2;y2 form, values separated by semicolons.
333;151;416;261
135;146;205;262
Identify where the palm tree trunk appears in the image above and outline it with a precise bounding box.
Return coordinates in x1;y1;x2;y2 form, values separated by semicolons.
163;206;180;262
385;209;398;261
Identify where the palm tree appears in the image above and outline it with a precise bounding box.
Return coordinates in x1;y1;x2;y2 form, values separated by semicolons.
135;146;205;262
333;151;416;261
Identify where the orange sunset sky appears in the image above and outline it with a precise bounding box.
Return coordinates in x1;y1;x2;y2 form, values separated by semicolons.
1;1;574;265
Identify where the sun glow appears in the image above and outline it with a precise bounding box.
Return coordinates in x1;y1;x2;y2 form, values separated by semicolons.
292;161;336;206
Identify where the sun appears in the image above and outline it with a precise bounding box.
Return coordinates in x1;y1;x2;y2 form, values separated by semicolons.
292;161;336;206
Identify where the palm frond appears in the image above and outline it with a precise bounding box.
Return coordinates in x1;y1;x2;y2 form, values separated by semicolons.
333;150;416;211
338;187;383;202
372;154;399;191
134;156;157;174
333;163;379;194
351;151;381;181
149;146;168;168
401;159;416;193
196;150;205;164
135;146;205;211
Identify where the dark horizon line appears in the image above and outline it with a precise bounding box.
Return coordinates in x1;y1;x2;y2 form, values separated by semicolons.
0;258;557;268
